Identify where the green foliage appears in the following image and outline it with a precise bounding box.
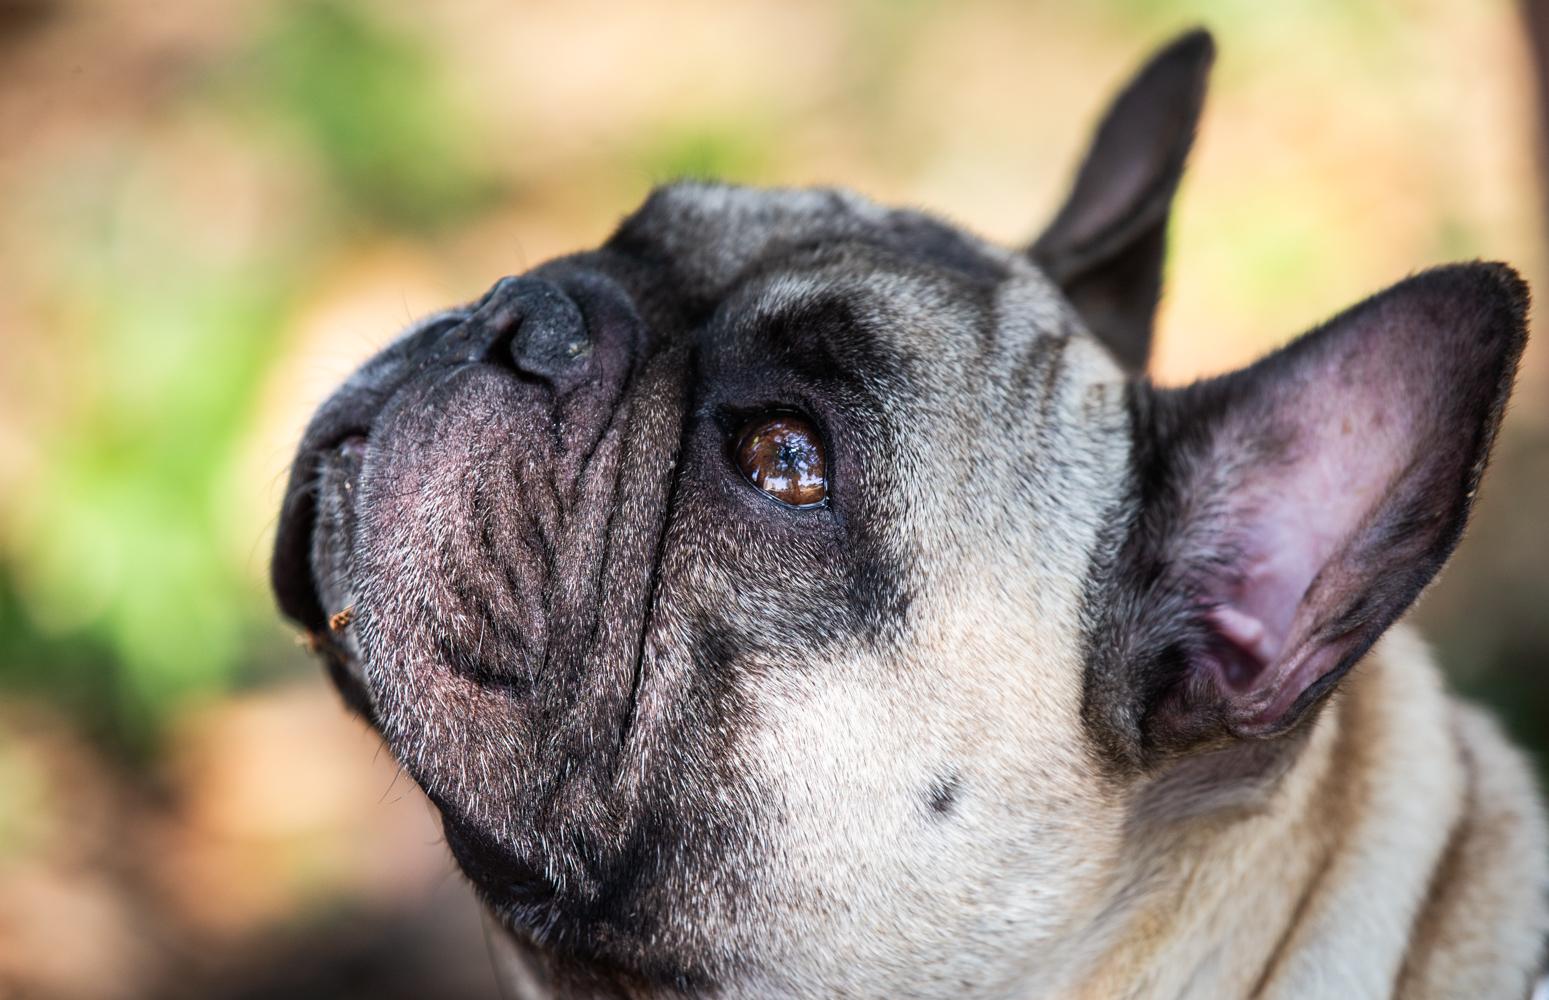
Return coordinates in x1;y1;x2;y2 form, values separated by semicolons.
1;212;293;748
231;0;504;231
0;0;494;750
634;122;776;184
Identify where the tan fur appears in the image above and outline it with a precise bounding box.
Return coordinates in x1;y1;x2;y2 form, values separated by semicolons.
470;296;1549;999
1057;626;1548;1000
486;623;1547;999
488;612;1547;999
1396;703;1549;998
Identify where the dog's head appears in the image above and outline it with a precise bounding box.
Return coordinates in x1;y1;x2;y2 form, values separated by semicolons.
272;31;1526;997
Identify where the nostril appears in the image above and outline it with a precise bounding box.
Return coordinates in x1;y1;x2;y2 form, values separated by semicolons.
469;275;593;389
507;289;592;379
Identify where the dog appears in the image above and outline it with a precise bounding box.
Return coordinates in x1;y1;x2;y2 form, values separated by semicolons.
271;29;1549;999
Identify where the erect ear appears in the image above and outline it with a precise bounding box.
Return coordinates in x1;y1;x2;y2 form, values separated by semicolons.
1030;29;1213;374
1085;264;1528;767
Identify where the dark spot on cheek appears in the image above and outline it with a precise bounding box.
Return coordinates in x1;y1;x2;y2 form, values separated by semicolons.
926;771;961;817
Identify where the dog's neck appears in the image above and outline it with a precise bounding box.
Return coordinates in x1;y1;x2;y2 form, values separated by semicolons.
1061;626;1468;1000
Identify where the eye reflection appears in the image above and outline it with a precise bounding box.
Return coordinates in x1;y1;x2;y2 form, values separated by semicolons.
734;414;827;508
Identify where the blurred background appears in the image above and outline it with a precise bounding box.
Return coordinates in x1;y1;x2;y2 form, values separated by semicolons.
1;1;1546;996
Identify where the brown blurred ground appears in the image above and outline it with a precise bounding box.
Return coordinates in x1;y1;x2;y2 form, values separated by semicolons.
1;1;1546;997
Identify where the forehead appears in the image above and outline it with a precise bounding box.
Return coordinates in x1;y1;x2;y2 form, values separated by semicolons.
607;181;1018;302
606;181;1088;387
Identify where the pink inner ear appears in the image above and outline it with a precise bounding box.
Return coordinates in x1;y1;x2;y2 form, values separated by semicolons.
1139;264;1524;744
1197;342;1425;705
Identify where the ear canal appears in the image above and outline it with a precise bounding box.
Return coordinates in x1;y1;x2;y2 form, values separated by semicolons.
1030;29;1214;373
1088;263;1528;765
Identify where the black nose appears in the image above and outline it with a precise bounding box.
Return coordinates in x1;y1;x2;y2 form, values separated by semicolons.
470;275;593;389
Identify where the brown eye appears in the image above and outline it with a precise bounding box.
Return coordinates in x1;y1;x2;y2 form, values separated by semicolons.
734;414;827;508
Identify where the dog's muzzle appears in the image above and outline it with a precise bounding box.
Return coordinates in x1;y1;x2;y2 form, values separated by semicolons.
271;265;641;639
268;256;720;954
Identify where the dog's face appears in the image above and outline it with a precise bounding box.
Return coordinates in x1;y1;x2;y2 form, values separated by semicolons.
272;32;1526;997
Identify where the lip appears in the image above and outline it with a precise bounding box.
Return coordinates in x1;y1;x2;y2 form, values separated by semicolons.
272;435;360;636
298;433;373;716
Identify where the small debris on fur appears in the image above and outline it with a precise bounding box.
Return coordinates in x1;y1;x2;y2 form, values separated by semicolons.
329;605;355;632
